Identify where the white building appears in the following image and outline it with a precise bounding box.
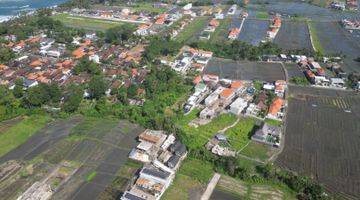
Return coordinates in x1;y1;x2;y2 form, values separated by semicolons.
229;97;248;115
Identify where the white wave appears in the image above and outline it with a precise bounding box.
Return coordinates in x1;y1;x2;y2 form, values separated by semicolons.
0;15;12;22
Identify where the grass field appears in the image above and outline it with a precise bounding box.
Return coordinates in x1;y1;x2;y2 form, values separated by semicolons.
108;2;167;13
308;21;324;53
174;16;210;44
225;118;256;151
240;141;271;162
216;175;296;200
0;115;51;157
177;110;238;149
162;158;214;200
52;14;125;31
256;11;269;19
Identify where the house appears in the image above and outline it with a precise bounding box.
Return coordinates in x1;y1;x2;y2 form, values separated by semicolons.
24;79;38;88
330;78;345;88
193;76;202;85
138;130;167;146
200;107;216;119
252;123;281;147
267;98;284;120
204;93;219;106
229;97;248;115
219;89;235;101
169;141;187;157
228;28;240;40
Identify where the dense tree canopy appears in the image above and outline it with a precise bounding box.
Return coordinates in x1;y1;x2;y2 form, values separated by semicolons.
105;24;136;44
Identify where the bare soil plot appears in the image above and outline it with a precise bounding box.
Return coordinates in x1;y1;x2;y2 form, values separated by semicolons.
274;21;312;50
0;116;83;163
205;57;285;82
284;63;304;78
52;119;144;200
314;21;360;72
237;19;269;46
276;86;360;199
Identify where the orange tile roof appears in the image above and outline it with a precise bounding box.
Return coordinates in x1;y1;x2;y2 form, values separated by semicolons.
193;76;202;85
27;73;38;80
72;48;85;59
229;28;240;36
220;88;234;98
82;39;91;47
0;64;8;70
26;37;40;43
29;59;42;67
268;98;284;115
209;19;219;27
231;81;242;88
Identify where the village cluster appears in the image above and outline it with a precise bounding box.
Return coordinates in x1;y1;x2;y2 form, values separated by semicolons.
184;72;287;157
0;30;152;102
330;0;358;10
122;130;187;200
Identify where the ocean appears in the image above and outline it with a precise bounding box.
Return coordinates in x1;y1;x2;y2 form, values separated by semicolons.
0;0;68;22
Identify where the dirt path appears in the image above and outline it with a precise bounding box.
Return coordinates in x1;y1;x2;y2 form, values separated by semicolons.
218;118;240;134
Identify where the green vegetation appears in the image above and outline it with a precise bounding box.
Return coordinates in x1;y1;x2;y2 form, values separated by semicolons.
87;171;97;182
264;118;283;127
256;11;269;19
109;2;167;13
209;18;232;43
0;114;51;157
105;24;136;44
174;16;210;44
162;158;214;200
308;21;324;54
216;175;296;200
290;76;310;86
0;46;15;64
240;141;271;162
52;13;125;31
226;118;256;151
177;111;238;149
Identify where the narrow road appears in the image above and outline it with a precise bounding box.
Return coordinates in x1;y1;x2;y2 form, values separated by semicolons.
200;173;221;200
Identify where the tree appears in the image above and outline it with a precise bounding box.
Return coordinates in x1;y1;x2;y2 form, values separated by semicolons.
62;84;83;113
13;79;24;98
116;87;128;105
88;76;107;99
0;46;15;63
24;84;50;107
73;58;100;75
105;24;136;44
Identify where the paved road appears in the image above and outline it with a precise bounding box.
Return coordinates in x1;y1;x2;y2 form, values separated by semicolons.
201;173;221;200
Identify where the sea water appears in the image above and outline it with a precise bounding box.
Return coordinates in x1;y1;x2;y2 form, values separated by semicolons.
0;0;68;22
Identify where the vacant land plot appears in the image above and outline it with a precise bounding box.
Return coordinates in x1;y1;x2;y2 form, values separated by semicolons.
237;19;269;46
0;115;51;158
177;109;237;149
162;158;214;200
240;141;273;162
52;14;126;31
313;21;360;72
205;58;285;82
274;21;312;50
174;16;210;44
284;63;304;78
225;118;257;151
214;175;296;200
51;118;144;200
276;86;360;198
